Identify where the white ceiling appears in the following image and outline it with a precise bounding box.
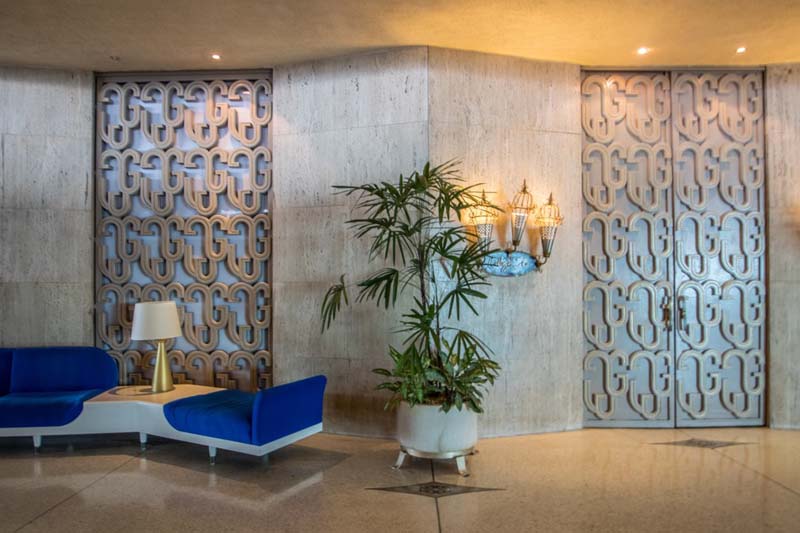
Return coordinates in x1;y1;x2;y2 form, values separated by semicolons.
1;0;799;71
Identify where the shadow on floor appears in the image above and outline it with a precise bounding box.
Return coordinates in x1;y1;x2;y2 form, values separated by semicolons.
0;433;352;490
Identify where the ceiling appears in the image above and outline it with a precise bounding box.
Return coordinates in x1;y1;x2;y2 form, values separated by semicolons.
1;0;799;72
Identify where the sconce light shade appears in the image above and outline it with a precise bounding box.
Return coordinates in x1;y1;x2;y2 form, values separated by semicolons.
471;190;497;244
535;193;564;258
510;181;535;250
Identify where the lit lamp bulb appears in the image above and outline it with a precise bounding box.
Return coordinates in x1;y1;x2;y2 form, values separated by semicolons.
471;190;497;245
510;181;535;251
535;193;564;259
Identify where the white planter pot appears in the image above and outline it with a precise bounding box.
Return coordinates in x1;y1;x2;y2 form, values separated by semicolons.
396;403;478;458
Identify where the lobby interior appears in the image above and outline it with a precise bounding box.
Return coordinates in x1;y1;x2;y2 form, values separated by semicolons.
1;1;800;532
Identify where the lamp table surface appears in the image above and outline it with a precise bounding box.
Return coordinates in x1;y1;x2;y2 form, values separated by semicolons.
88;384;225;405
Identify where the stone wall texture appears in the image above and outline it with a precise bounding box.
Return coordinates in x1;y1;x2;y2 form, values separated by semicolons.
272;48;431;436
427;48;583;436
766;64;800;429
0;67;94;347
3;56;792;435
273;47;583;437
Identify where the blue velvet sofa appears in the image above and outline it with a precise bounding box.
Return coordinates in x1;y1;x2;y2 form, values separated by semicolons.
0;347;117;429
164;375;327;448
0;346;327;463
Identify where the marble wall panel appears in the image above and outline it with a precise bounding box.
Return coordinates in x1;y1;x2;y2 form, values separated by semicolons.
766;64;800;428
274;47;582;437
273;122;429;208
273;47;429;136
271;281;407;362
273;47;430;436
428;49;583;437
0;67;93;347
0;282;93;346
769;282;800;429
428;47;580;134
0;208;92;284
0;68;93;138
1;134;91;210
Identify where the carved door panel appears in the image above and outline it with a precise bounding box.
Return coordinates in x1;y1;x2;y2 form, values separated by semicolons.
582;72;675;427
582;70;766;427
671;71;765;426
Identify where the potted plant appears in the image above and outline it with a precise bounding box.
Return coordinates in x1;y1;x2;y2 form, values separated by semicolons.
320;161;501;475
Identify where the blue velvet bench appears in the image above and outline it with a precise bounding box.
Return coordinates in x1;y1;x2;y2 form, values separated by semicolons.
162;375;327;462
0;347;117;447
0;347;327;462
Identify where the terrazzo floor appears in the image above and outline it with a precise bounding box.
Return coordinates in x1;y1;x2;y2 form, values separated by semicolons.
1;427;799;532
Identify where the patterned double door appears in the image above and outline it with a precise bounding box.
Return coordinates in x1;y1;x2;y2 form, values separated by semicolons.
582;71;766;427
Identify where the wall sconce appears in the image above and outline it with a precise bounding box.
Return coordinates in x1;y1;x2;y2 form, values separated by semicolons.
470;190;498;245
534;193;564;265
510;181;535;251
481;183;564;277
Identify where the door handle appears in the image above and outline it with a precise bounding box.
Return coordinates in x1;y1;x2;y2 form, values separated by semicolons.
677;295;687;332
661;296;672;331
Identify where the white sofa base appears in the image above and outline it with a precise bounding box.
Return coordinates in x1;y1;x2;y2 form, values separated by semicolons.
0;392;323;459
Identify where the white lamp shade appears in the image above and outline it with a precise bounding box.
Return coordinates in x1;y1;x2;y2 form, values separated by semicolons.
131;301;182;340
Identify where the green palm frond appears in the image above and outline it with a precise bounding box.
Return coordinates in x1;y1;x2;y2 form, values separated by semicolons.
356;268;401;308
320;275;349;332
321;160;502;412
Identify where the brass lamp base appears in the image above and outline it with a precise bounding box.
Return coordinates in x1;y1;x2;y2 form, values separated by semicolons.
151;339;174;393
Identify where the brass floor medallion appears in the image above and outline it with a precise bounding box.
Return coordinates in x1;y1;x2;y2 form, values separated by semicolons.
653;438;750;449
369;481;501;499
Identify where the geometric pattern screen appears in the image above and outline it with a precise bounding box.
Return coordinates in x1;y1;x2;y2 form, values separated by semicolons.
582;71;765;427
94;73;272;391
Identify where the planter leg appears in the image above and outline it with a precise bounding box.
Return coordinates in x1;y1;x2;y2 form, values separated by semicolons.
392;450;408;470
139;432;148;452
32;435;42;454
208;446;217;466
456;455;470;477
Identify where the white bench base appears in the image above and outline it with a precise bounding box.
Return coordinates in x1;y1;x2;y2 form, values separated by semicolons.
0;387;323;459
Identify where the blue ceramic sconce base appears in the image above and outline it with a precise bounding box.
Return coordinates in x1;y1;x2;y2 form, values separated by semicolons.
482;250;539;277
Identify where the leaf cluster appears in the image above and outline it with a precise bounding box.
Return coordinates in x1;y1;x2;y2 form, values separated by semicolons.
321;161;502;413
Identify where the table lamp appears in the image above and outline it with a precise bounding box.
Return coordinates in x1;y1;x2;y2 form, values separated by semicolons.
131;301;182;393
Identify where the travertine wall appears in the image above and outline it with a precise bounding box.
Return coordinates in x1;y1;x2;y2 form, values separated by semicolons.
0;67;94;346
4;57;790;435
272;48;430;435
273;47;582;437
766;64;800;429
428;49;583;436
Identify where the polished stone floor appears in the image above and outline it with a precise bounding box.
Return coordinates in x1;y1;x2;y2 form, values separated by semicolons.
1;427;799;532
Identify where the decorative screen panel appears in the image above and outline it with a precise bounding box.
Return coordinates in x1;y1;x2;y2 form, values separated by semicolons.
581;72;675;426
582;70;766;427
95;74;272;391
670;72;765;426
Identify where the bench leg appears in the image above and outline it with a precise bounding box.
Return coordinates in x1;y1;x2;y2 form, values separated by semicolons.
392;449;407;470
139;432;148;452
261;453;269;465
456;455;470;477
208;446;217;465
32;435;42;453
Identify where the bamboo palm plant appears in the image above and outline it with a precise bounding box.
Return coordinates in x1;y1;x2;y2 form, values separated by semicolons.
320;161;501;413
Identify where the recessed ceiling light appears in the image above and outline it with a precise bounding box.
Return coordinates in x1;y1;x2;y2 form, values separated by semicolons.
637;47;650;55
211;53;221;60
736;46;747;54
